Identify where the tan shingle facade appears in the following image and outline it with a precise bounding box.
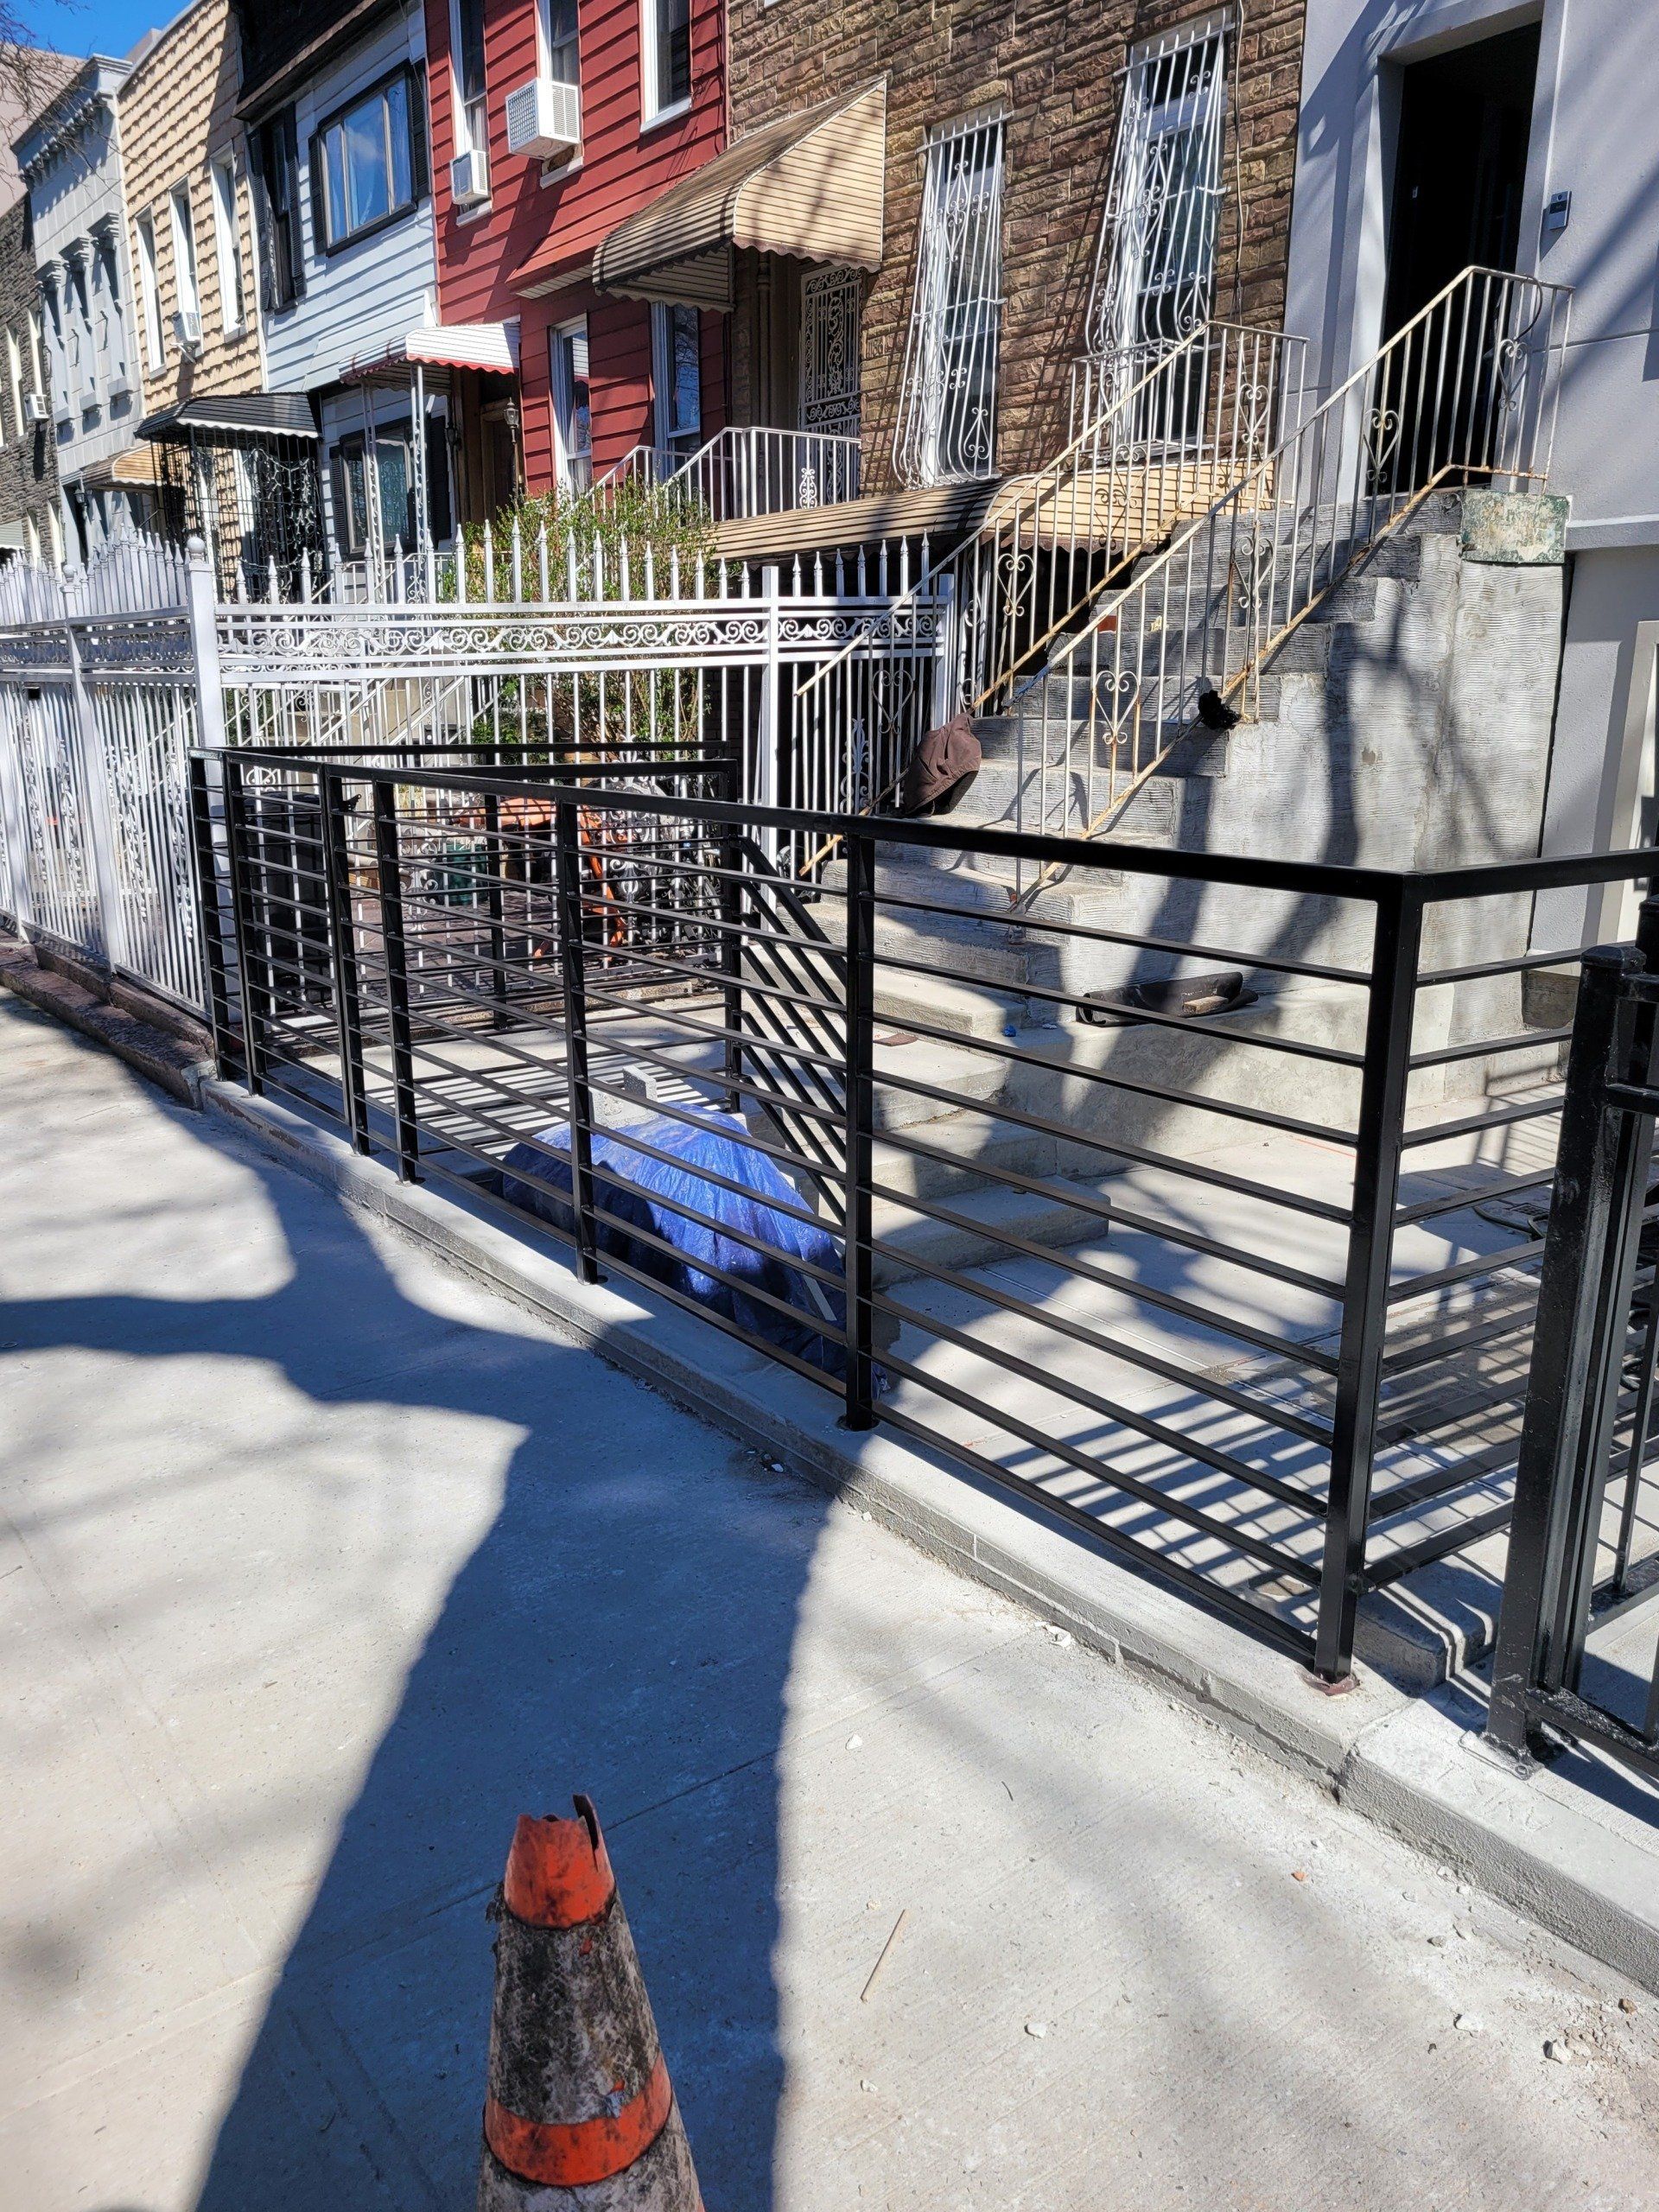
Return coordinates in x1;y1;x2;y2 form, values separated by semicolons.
118;0;264;421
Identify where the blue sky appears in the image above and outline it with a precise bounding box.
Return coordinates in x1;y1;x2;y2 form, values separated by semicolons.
22;0;171;62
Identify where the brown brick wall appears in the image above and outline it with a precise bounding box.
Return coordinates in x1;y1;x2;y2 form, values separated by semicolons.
118;0;264;420
728;0;1306;490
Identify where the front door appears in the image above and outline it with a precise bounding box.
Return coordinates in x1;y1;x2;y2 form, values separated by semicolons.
798;267;861;504
1381;23;1538;486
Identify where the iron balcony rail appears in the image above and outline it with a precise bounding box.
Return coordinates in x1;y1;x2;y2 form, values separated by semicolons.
594;427;862;521
192;739;1659;1689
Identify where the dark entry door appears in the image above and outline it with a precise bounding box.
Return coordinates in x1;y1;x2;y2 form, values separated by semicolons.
1380;23;1539;486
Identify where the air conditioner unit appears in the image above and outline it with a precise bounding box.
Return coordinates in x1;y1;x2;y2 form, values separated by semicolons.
172;308;202;355
23;391;48;425
504;76;581;159
450;147;489;206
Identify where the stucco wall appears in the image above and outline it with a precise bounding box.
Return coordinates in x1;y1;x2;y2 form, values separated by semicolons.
118;0;265;419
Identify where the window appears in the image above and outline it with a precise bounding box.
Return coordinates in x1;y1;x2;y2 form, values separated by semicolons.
641;0;690;123
211;158;247;333
312;68;427;253
1086;14;1227;423
651;302;700;456
893;115;1006;486
550;317;591;492
6;332;22;436
452;0;487;156
136;211;164;365
330;416;452;555
544;0;579;85
170;185;201;336
251;108;304;308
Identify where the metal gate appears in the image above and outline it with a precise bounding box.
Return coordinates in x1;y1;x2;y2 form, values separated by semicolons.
1487;904;1659;1786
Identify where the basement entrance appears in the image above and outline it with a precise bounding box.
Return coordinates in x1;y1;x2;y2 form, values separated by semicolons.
1381;22;1539;483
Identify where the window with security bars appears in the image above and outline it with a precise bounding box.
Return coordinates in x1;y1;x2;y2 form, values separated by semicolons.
893;115;1006;487
1084;11;1229;440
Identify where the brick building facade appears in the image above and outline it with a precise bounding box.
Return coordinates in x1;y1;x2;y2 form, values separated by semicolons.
0;194;59;558
723;0;1305;496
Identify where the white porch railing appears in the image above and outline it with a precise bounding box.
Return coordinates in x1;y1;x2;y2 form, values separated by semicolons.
596;426;862;520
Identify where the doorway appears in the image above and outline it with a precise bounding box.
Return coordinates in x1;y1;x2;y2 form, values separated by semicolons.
1381;22;1539;484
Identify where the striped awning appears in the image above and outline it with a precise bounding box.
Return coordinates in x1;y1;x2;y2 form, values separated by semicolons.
588;80;887;310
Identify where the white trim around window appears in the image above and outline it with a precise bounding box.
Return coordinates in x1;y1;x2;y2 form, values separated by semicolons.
210;156;247;335
169;183;200;326
639;0;691;128
136;210;164;367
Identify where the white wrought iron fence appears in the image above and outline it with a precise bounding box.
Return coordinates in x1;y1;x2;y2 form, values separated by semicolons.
0;521;947;1010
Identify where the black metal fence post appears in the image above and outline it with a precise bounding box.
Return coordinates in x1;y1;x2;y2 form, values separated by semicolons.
321;766;370;1154
482;783;509;1032
840;822;877;1431
554;795;603;1286
186;752;235;1081
220;752;268;1097
370;779;421;1182
1313;880;1424;1682
1486;944;1646;1758
718;751;745;1112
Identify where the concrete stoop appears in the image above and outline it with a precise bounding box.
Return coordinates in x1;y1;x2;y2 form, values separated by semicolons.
200;1074;1659;1998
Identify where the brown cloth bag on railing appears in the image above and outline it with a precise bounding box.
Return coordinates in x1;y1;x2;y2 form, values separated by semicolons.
898;710;982;817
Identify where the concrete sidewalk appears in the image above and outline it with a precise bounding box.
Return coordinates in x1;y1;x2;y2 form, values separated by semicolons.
3;993;1659;2211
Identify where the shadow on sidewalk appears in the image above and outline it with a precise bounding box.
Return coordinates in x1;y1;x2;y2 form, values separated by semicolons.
3;1132;826;2210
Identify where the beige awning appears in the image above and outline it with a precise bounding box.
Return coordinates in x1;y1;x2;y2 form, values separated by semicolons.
589;79;887;310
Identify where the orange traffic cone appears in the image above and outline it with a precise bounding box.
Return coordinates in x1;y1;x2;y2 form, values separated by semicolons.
477;1796;702;2209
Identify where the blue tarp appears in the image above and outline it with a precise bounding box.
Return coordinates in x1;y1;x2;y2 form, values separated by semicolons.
501;1110;884;1389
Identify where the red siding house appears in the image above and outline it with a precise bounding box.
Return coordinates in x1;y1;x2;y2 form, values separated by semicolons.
423;0;727;511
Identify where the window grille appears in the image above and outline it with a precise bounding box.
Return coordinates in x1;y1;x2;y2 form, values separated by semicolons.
893;113;1006;486
1084;10;1230;429
798;266;861;439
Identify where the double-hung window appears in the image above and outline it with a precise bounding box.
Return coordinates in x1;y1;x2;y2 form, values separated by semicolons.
651;302;700;458
313;68;427;254
251;108;304;308
1085;10;1227;444
170;183;201;345
135;211;164;366
550;317;591;493
452;0;487;161
641;0;690;124
211;157;247;333
544;0;579;87
6;332;22;439
893;114;1006;486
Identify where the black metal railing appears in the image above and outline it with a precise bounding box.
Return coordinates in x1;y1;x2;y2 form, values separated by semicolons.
189;742;1659;1687
1486;901;1659;1787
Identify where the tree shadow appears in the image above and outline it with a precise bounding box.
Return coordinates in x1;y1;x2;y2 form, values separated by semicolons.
3;1129;825;2211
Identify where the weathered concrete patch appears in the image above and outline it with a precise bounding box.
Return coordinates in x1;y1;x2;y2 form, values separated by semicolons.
1459;490;1570;566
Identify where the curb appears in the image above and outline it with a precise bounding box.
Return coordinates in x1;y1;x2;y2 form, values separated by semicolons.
0;938;213;1107
202;1077;1659;1994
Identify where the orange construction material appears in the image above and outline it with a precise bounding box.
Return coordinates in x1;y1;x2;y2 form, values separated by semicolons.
477;1795;702;2209
484;2054;672;2188
502;1796;615;1928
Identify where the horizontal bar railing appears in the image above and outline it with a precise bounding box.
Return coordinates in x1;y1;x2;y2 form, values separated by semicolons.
195;739;1659;1688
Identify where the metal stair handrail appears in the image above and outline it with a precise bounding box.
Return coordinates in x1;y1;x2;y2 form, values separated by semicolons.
1010;263;1575;881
